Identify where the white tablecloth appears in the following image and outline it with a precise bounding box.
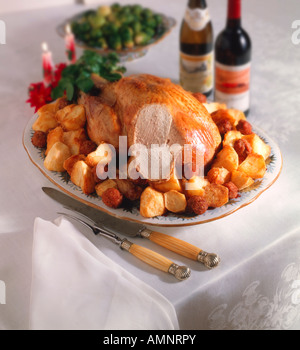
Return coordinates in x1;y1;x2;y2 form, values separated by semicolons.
0;0;300;330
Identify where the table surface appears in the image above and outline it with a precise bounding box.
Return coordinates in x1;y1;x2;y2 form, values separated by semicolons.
1;0;300;330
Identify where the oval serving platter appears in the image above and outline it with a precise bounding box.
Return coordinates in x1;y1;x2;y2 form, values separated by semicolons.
23;113;282;227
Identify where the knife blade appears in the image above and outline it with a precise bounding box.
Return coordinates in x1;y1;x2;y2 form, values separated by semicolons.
42;187;220;269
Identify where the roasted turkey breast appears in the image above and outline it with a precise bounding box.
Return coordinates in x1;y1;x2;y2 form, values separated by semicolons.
79;74;221;177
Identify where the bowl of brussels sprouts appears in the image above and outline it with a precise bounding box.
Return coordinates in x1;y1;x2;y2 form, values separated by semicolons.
57;3;176;62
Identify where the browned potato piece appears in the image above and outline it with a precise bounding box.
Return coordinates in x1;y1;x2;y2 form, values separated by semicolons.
202;102;227;114
32;104;58;133
164;190;187;213
211;109;236;127
238;153;266;179
95;179;118;197
70;160;95;195
63;154;86;176
45;126;64;155
230;170;255;190
150;172;182;193
53;97;69;112
223;130;243;147
63;128;87;155
212;145;239;172
55;104;86;131
44;142;71;172
182;176;209;197
226;109;247;126
38;103;57;115
85;143;114;168
242;134;271;160
203;183;229;208
140;187;166;218
207;167;231;185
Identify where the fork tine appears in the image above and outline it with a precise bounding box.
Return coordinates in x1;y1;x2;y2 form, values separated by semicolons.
61;207;115;235
57;212;96;233
62;206;95;224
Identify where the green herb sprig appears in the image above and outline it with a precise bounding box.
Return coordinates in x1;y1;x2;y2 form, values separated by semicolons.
51;50;126;101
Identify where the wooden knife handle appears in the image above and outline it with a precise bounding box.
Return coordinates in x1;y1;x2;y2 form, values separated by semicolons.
120;239;191;280
140;230;220;269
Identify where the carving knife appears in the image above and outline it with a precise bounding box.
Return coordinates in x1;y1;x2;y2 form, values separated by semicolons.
42;187;220;269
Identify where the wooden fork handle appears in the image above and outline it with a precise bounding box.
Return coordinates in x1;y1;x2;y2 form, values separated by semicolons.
140;229;220;269
120;239;191;281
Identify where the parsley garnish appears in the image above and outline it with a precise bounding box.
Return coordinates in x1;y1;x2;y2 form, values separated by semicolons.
51;50;126;101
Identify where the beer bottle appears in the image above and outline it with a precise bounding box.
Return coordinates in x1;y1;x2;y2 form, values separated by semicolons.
180;0;213;97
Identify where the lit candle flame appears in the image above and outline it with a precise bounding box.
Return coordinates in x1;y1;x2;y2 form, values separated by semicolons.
65;23;71;35
41;42;48;52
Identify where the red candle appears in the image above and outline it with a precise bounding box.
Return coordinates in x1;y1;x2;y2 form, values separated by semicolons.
41;42;54;87
65;24;76;64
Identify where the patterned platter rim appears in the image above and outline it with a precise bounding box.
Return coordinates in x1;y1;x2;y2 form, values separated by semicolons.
23;113;283;227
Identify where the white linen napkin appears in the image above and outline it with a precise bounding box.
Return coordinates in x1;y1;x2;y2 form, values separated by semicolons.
29;217;179;330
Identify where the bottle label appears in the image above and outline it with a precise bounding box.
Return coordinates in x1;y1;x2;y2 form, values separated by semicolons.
180;51;213;94
215;61;251;111
184;7;210;31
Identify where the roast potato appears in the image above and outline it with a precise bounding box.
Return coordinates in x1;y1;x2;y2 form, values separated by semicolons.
44;141;71;172
55;104;86;131
140;187;165;218
70;160;95;195
212;145;239;172
164;190;187;213
238;153;266;179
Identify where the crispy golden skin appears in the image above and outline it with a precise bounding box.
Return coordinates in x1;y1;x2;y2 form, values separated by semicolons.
80;74;221;168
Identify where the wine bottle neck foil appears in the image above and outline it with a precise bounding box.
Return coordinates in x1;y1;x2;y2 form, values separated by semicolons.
227;0;241;20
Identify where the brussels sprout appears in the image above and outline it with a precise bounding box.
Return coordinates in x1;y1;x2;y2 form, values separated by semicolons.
145;17;157;29
102;23;119;36
141;8;153;19
118;13;135;25
76;22;90;34
134;32;150;45
111;3;121;12
108;34;122;50
72;4;164;49
132;5;143;16
144;27;155;38
97;37;108;49
107;12;117;22
97;5;111;17
120;27;133;41
83;33;91;41
117;14;127;25
121;5;132;15
90;28;103;39
132;21;142;34
120;27;134;48
153;14;163;25
123;39;134;49
88;14;106;29
71;22;80;34
82;10;95;19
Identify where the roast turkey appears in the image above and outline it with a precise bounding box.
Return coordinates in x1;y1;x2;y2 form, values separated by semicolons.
79;74;221;179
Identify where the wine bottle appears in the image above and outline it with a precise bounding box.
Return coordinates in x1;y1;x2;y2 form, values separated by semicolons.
180;0;213;97
215;0;251;115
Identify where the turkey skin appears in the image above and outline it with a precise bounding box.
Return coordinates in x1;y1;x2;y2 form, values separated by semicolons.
79;74;221;178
